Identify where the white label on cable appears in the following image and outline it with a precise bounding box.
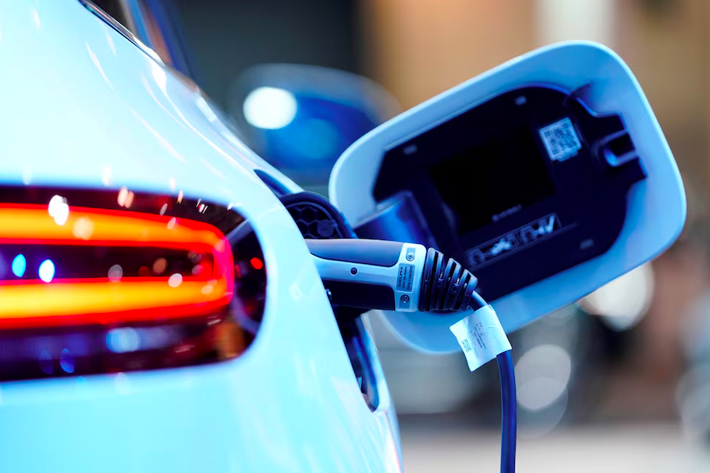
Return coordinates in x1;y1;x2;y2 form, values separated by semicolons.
450;305;511;372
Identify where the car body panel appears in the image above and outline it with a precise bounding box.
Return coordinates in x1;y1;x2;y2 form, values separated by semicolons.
0;1;401;471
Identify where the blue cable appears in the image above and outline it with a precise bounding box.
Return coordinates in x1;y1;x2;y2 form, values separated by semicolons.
497;350;517;473
470;291;517;472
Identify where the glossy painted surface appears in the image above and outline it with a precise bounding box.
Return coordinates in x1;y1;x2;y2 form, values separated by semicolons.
331;42;686;353
0;1;400;471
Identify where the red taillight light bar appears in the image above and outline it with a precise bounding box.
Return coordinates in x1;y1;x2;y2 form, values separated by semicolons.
0;187;266;381
0;204;234;328
0;204;228;250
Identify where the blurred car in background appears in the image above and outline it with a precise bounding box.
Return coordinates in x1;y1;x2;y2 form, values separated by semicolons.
228;63;400;192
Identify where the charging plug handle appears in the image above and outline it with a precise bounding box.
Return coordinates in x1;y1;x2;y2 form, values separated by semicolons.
306;239;478;313
307;239;404;267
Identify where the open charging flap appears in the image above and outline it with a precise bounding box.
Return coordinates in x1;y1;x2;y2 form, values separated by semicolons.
329;41;686;354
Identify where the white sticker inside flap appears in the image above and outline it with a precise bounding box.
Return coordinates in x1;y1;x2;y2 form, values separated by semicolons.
450;305;511;372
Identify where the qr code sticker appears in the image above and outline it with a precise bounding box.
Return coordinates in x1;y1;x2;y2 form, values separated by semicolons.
539;117;582;162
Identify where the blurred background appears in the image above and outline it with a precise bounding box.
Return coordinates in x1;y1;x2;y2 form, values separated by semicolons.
98;0;710;470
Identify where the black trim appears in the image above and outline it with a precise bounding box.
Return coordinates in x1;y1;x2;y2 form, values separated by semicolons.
256;170;291;197
322;280;396;311
78;0;166;66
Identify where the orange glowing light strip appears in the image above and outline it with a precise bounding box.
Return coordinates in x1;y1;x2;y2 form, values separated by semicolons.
0;204;234;327
0;278;230;327
0;204;225;250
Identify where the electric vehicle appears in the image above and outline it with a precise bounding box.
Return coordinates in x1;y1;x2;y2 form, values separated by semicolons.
0;1;403;471
0;1;686;472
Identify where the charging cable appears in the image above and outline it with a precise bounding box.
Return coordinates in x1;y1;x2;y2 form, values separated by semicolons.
307;238;517;473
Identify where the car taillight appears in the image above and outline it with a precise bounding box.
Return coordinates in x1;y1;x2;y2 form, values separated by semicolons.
0;187;266;381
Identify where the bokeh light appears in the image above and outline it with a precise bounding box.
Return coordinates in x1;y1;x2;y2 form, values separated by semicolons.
243;87;297;129
38;260;55;283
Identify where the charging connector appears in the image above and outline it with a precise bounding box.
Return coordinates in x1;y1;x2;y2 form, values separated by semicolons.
306;240;479;313
307;238;517;473
307;239;427;311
